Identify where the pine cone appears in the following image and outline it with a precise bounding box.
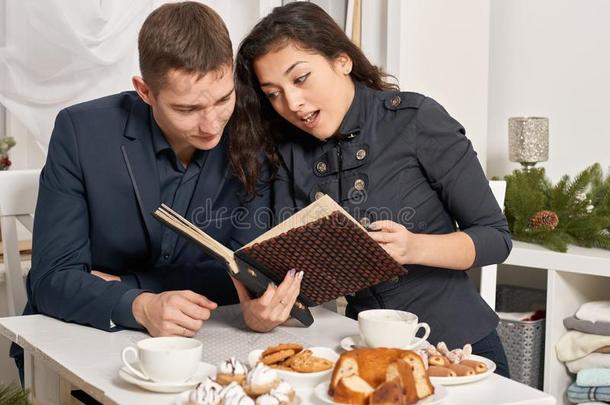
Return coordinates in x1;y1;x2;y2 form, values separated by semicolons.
529;210;559;230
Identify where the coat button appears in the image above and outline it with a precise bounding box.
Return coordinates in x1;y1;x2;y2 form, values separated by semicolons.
354;178;365;191
355;149;367;160
390;95;401;108
315;161;328;174
314;191;325;200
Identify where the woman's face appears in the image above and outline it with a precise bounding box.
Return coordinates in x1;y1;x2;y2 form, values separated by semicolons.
253;42;355;140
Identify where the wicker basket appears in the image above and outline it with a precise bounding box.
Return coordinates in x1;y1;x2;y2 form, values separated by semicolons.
495;285;546;389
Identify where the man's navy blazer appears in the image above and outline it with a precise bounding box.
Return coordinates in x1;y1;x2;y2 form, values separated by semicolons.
24;91;270;331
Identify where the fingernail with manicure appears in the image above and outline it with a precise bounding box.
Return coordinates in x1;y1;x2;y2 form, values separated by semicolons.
297;271;304;279
287;269;296;278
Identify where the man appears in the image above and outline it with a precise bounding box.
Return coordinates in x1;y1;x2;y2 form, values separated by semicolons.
12;1;302;380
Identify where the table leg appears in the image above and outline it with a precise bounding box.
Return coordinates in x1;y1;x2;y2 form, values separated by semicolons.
25;350;61;405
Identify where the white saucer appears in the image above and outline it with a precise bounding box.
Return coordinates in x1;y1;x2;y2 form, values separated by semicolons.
118;361;216;393
314;381;447;405
340;335;428;351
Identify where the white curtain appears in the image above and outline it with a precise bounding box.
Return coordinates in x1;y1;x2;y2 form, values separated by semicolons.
0;0;160;148
0;0;353;149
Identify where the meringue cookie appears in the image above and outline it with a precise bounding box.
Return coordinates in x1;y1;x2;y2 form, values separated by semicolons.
217;357;248;385
187;377;223;405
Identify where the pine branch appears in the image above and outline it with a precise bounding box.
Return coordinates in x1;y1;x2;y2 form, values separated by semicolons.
0;383;31;405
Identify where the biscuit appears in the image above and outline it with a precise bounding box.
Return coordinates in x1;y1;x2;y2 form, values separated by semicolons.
261;349;296;365
262;343;303;357
291;356;333;373
282;349;312;368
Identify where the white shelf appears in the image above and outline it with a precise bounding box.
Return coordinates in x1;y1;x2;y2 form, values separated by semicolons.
499;241;610;405
507;241;610;277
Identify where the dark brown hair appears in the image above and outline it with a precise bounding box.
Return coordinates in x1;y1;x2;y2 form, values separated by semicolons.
230;1;398;197
138;1;233;93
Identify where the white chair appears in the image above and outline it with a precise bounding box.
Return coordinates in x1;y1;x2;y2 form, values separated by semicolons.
479;180;507;311
0;169;40;316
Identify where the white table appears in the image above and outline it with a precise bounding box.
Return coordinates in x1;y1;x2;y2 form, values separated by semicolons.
0;306;555;405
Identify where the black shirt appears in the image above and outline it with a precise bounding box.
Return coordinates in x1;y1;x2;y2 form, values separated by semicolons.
111;114;209;328
272;81;512;348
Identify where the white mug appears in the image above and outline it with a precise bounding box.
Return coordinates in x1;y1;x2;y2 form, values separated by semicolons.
121;337;202;383
358;309;430;349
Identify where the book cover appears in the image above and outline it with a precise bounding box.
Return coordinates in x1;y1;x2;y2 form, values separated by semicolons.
153;195;406;326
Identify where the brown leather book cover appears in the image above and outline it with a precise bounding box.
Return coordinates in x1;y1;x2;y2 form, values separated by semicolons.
153;195;406;326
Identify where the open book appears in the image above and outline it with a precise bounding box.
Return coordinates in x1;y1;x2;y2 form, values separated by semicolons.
153;195;406;326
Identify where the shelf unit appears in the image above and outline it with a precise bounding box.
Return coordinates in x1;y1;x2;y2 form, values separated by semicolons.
501;241;610;404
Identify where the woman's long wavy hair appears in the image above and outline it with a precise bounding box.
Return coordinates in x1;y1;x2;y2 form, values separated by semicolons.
229;1;398;198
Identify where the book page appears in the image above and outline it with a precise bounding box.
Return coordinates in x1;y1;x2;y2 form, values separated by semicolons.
154;205;240;274
243;194;364;247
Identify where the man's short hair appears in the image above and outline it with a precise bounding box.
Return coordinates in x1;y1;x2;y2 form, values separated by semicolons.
138;1;233;93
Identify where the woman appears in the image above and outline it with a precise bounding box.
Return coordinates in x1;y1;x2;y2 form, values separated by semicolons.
230;2;511;376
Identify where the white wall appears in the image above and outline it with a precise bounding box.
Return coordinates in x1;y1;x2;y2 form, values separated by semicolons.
487;0;610;181
398;0;491;169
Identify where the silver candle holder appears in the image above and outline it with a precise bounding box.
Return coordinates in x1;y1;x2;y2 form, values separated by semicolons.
508;117;549;171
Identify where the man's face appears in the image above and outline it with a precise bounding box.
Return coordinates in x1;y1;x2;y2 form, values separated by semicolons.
141;65;235;151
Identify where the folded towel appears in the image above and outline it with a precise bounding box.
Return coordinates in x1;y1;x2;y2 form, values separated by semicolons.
565;317;610;336
498;311;536;321
567;383;610;403
574;402;609;405
557;331;610;362
567;354;610;373
576;301;610;323
577;368;610;387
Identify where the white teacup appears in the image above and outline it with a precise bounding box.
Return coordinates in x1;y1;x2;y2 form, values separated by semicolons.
121;337;202;383
358;309;430;349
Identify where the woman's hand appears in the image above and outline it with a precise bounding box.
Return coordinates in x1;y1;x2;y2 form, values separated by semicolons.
233;269;303;332
367;220;418;265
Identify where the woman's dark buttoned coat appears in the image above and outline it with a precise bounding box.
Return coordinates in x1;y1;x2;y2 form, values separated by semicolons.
272;82;512;348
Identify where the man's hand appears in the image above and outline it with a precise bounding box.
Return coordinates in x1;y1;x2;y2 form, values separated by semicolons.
91;270;121;282
132;290;217;337
234;269;303;332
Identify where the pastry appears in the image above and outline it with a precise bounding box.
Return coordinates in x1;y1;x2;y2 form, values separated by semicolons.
446;363;475;376
428;355;449;367
262;343;303;358
329;348;434;404
427;365;457;377
261;349;297;366
224;393;255;405
217;357;248;385
244;363;280;397
186;377;223;405
369;380;406;405
220;381;246;401
399;351;434;400
459;359;488;374
333;375;374;405
270;381;295;403
386;360;418;404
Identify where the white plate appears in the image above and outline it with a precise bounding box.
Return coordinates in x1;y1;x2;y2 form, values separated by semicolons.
339;335;428;352
429;354;496;385
314;381;447;405
248;347;339;388
172;390;302;405
118;361;216;393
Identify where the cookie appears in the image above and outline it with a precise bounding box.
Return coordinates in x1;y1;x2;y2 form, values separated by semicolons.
290;355;333;373
268;364;294;371
282;349;312;368
261;349;296;365
262;343;303;357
